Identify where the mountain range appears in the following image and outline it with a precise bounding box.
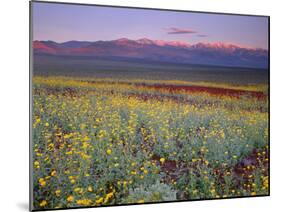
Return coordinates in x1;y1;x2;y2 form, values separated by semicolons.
33;38;268;69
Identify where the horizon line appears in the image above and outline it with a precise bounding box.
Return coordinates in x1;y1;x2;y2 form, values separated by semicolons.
33;38;268;50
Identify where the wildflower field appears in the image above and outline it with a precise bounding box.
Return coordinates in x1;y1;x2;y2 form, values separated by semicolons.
32;76;269;209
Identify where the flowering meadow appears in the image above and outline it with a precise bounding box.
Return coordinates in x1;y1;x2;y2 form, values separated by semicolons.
32;76;269;209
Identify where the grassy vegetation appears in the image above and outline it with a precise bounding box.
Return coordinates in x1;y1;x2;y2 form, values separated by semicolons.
34;55;268;84
32;74;269;210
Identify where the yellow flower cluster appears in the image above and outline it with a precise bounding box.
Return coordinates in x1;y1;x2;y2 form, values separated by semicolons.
32;76;269;209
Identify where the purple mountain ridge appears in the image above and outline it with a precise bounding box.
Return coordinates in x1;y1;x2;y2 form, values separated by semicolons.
33;38;268;69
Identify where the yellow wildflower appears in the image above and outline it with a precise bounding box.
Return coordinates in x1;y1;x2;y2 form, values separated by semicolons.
55;189;61;196
106;149;112;155
104;192;114;203
88;186;93;192
51;170;57;177
131;170;137;175
67;195;74;202
74;187;81;193
65;151;73;155
39;200;47;207
76;199;92;206
96;197;104;204
263;176;269;188
34;161;40;169
39;178;46;187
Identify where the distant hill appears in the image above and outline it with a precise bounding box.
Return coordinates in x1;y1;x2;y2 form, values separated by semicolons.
33;38;268;69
